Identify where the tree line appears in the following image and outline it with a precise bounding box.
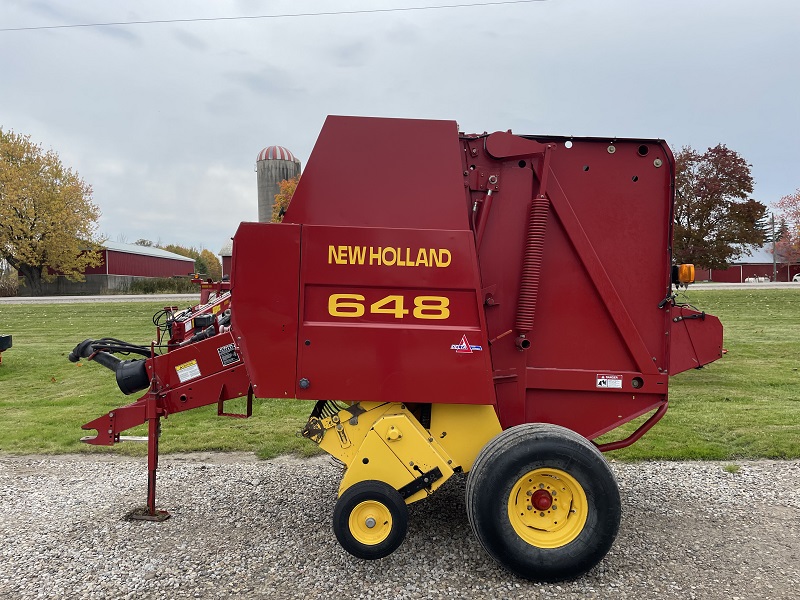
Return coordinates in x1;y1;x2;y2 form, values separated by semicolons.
1;129;220;295
2;127;799;296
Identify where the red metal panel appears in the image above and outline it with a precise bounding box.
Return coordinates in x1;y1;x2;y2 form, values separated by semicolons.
668;306;723;375
295;225;494;405
472;136;677;438
230;222;301;399
282;116;469;231
153;333;251;401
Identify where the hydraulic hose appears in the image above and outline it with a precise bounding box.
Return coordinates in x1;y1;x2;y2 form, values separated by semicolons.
69;339;151;395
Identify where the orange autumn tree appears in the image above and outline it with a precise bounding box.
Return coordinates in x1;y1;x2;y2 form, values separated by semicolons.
0;129;103;295
271;175;300;223
200;248;222;281
158;243;222;281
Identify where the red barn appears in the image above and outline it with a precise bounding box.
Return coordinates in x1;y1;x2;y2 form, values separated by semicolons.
85;242;196;278
17;241;196;296
694;245;800;283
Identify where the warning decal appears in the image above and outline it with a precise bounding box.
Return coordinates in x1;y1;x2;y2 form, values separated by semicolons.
217;343;240;367
176;359;201;383
596;374;623;389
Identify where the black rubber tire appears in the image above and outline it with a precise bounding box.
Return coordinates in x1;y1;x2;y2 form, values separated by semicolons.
466;423;621;582
333;480;409;560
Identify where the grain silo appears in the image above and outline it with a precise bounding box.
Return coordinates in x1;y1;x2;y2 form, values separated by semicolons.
256;146;301;223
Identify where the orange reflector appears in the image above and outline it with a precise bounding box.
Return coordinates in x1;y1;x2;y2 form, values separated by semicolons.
677;264;695;284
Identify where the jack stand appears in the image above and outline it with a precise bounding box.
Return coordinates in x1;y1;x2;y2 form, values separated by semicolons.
130;408;170;522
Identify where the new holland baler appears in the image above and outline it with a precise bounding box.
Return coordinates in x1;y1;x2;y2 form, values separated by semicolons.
71;116;722;582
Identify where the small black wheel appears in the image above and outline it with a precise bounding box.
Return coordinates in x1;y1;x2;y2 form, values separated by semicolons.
333;480;408;560
466;423;621;582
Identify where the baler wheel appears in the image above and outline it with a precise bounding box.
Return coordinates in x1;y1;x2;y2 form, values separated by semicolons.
466;423;621;581
333;480;408;560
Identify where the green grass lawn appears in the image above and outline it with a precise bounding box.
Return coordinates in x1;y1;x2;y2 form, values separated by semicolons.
0;301;317;459
605;288;800;460
0;289;798;461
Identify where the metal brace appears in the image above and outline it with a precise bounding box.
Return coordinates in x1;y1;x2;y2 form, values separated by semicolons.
347;403;367;425
397;467;443;499
673;312;706;322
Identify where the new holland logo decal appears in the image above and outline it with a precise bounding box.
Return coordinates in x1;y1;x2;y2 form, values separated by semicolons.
450;334;483;353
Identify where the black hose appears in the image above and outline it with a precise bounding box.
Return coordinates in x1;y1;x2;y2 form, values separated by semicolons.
68;338;151;395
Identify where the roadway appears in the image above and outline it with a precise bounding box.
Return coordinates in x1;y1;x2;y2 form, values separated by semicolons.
1;283;798;304
0;294;199;305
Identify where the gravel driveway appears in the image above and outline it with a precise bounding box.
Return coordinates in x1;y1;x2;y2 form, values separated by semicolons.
0;453;797;599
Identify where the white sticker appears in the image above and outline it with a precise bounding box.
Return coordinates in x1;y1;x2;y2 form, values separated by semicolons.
596;374;623;389
450;334;483;353
185;320;193;333
176;359;201;383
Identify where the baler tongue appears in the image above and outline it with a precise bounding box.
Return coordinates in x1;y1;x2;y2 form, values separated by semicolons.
74;327;252;519
81;410;118;445
80;401;148;445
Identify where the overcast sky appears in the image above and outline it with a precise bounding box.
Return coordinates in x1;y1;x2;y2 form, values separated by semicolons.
2;0;798;256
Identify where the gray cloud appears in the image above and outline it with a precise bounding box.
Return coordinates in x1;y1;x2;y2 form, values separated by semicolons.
91;24;142;45
328;40;372;67
227;64;303;96
172;28;208;51
0;0;797;256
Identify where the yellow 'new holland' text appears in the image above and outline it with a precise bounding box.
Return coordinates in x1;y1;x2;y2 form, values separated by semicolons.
328;245;451;268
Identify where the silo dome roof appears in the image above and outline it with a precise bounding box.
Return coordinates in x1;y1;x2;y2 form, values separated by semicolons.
257;146;296;162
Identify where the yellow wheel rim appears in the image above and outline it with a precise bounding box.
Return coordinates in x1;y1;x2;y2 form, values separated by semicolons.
507;468;588;549
348;500;393;545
